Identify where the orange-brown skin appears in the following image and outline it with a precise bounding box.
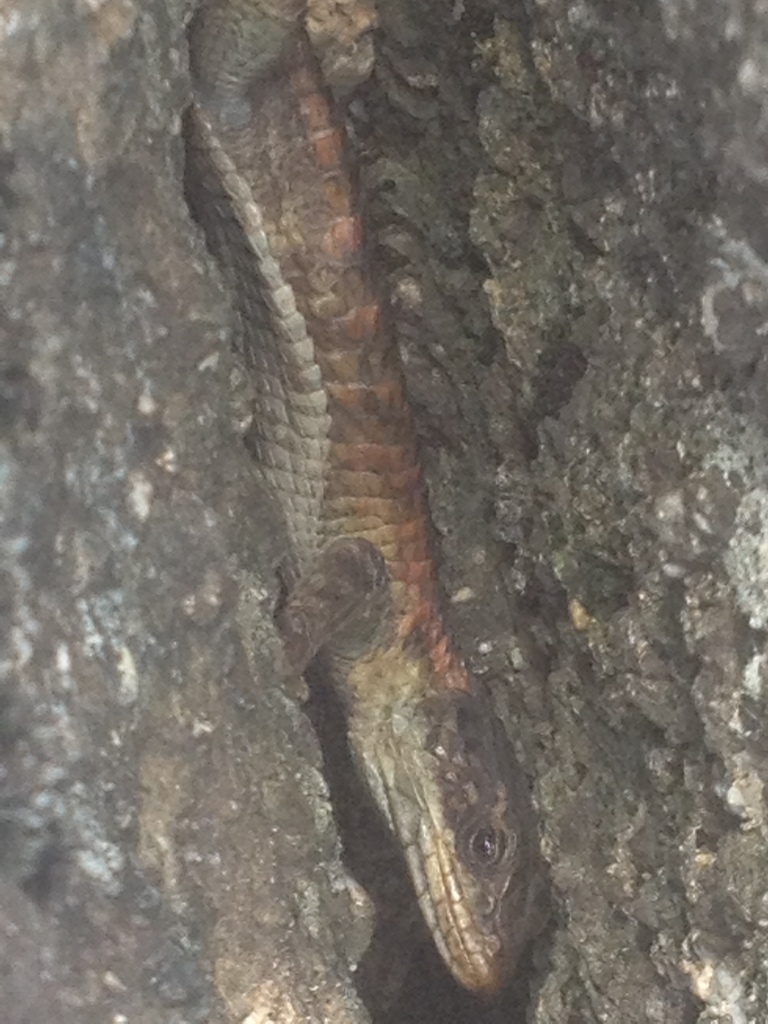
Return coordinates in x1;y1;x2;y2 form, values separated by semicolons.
187;0;546;994
285;47;471;689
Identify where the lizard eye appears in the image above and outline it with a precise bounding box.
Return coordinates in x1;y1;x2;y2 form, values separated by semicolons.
469;826;508;866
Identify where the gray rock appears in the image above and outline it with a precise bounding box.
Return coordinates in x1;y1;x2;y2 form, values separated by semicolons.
4;0;768;1022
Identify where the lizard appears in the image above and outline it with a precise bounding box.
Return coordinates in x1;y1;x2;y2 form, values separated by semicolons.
186;0;547;994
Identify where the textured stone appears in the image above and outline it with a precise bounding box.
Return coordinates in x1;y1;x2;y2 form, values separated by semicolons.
5;0;768;1022
0;2;370;1021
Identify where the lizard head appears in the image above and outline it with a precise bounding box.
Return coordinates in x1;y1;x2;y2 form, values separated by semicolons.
418;690;549;993
351;681;548;994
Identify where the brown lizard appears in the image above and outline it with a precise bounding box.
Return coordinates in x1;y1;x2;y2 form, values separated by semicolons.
186;0;547;994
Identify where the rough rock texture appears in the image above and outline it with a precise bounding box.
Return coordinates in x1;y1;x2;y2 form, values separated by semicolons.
4;0;768;1022
0;1;370;1021
354;0;768;1020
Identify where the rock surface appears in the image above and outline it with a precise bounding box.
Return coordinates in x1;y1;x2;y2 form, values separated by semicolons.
3;0;768;1022
1;1;370;1021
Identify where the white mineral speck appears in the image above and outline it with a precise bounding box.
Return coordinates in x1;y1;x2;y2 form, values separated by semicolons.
127;470;153;521
137;386;157;415
743;653;764;697
116;644;139;706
